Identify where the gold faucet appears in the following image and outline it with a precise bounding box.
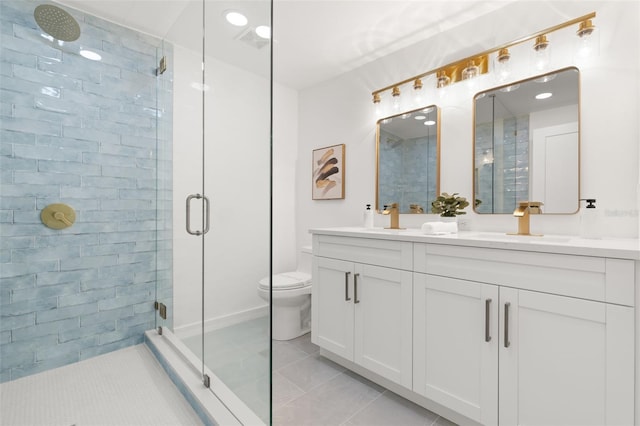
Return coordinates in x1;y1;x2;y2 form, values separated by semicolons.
382;203;403;229
510;201;543;236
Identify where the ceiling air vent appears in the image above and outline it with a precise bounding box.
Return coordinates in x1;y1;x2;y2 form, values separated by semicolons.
236;28;270;50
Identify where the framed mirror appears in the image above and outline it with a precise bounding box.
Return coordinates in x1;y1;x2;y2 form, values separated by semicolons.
376;105;440;214
473;67;580;214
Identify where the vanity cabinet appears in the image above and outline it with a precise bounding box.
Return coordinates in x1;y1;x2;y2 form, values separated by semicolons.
311;230;637;426
312;235;413;388
414;242;635;426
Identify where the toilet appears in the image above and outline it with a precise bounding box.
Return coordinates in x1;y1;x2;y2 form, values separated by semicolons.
257;246;312;341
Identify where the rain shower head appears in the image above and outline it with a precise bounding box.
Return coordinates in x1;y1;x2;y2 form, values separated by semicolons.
34;4;80;42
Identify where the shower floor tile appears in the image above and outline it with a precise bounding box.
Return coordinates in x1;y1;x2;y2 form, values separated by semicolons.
0;344;203;426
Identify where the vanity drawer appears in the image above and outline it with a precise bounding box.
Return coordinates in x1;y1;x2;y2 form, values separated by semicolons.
414;244;635;306
313;235;413;270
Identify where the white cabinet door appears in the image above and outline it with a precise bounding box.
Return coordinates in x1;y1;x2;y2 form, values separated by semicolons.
354;263;413;389
413;274;499;425
312;256;354;360
499;288;634;426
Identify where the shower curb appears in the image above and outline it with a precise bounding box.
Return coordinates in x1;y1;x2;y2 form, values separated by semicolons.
144;330;236;426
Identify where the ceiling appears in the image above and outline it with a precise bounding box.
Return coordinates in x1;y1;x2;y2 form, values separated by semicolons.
56;0;514;90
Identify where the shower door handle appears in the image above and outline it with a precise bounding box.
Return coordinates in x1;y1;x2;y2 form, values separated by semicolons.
186;194;210;235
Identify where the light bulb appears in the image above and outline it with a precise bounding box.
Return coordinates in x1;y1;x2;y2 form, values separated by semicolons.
575;20;599;59
391;86;401;112
495;48;511;82
413;78;424;107
533;35;550;71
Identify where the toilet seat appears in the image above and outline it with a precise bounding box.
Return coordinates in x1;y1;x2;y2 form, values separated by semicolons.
258;271;311;291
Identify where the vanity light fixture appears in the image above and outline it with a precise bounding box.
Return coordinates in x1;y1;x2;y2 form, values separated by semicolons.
370;12;595;107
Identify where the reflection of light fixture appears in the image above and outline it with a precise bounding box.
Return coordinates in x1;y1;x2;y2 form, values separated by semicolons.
436;70;450;88
462;60;480;80
80;49;101;61
225;11;247;26
391;86;401;111
414;115;426;120
499;84;520;92
495;48;511;81
482;149;494;165
535;92;552;100
533;34;550;71
534;73;557;83
424;120;436;126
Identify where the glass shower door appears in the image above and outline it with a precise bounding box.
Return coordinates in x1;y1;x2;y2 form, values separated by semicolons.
159;0;272;423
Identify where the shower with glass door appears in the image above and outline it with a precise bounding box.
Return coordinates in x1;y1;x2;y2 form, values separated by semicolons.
0;0;272;423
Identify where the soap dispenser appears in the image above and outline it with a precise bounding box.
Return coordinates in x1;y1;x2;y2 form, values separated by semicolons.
579;198;601;239
364;204;374;229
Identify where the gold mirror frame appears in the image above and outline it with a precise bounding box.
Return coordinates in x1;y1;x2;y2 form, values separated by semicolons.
376;105;441;214
472;67;581;214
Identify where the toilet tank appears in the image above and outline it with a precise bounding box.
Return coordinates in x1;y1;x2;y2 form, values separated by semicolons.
298;246;312;275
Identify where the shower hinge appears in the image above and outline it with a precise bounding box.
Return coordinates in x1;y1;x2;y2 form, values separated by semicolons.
154;301;167;320
203;374;211;388
157;56;167;75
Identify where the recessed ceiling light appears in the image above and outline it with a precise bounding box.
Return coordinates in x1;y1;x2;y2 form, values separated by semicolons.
414;115;426;120
535;92;552;100
255;25;271;39
424;120;436;126
80;49;101;61
225;11;247;27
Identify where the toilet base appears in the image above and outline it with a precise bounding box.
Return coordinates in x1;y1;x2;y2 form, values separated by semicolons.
271;294;311;341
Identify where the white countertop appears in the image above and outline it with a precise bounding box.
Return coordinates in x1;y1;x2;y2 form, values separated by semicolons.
309;227;640;260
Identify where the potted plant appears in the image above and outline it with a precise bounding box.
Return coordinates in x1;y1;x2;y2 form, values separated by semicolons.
431;192;470;217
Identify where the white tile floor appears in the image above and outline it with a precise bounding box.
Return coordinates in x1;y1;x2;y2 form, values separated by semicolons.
1;325;458;426
273;333;458;426
0;344;203;426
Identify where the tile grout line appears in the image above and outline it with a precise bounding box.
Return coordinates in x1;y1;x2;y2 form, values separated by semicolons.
338;389;388;426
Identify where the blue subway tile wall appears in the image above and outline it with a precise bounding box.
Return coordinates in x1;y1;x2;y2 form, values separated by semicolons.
0;0;173;382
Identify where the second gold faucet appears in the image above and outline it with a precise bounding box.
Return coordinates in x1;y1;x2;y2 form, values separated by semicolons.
511;201;543;236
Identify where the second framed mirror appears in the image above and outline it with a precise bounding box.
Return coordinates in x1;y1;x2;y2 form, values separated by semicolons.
473;67;580;214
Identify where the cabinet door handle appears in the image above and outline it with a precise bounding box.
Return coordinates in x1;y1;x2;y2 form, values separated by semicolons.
354;273;360;304
345;272;351;301
485;298;492;342
504;302;511;348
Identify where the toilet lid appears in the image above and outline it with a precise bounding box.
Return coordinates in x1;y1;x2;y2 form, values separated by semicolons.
259;272;311;290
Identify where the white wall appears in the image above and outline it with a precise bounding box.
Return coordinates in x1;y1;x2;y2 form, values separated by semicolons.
296;1;639;249
172;44;299;330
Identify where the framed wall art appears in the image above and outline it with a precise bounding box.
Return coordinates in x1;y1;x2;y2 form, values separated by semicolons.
312;144;345;200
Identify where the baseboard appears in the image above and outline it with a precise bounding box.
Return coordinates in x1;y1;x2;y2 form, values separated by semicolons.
173;305;269;340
